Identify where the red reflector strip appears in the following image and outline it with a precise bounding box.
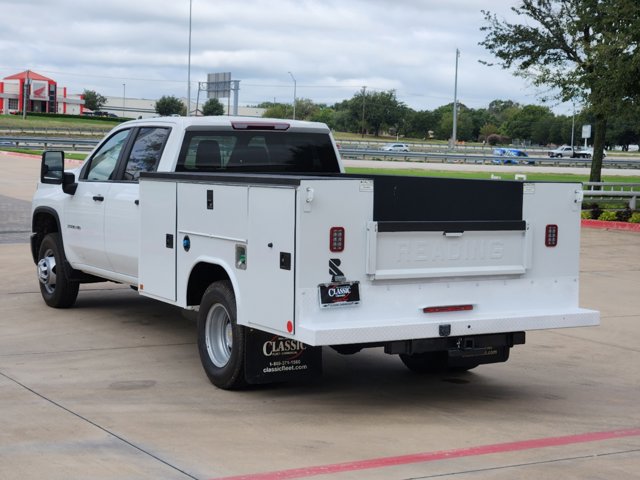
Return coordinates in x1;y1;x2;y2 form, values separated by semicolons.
545;224;558;247
423;304;473;314
329;227;345;252
231;122;290;131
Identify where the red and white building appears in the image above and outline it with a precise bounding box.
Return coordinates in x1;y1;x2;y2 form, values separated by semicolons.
0;70;84;115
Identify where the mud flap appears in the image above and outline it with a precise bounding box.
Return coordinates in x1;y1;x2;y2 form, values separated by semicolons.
244;328;323;384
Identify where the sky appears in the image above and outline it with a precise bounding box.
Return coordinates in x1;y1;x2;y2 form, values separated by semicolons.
0;0;572;114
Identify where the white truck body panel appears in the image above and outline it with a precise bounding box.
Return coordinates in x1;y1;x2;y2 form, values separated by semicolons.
138;174;598;347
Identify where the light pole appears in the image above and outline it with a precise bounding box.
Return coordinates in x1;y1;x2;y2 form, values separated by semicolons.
451;48;460;149
186;0;193;116
288;71;297;120
570;101;575;149
22;70;30;120
361;86;366;138
122;83;126;117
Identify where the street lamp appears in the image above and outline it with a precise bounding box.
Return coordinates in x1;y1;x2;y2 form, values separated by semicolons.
361;86;366;138
122;83;126;117
451;48;460;149
186;0;193;117
288;71;297;120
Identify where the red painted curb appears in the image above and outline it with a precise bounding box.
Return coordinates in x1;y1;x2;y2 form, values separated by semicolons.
582;219;640;232
211;428;640;480
0;150;39;159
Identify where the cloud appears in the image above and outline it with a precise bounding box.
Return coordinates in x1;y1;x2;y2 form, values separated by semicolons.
0;0;568;112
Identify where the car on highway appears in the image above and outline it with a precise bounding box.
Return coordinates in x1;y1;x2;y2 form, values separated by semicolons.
492;148;528;164
381;143;410;152
582;147;607;158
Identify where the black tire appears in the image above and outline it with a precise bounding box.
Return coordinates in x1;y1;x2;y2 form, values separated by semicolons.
400;351;449;373
400;351;477;374
37;233;79;308
197;281;247;389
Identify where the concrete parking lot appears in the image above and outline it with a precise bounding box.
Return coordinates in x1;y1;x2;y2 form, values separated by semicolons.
1;152;639;479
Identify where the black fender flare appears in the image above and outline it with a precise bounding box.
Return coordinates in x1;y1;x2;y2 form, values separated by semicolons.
31;206;63;264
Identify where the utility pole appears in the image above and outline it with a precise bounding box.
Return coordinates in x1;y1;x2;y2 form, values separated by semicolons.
122;83;126;117
288;71;297;120
570;101;575;149
451;48;460;148
361;86;366;138
186;0;193;116
22;70;30;120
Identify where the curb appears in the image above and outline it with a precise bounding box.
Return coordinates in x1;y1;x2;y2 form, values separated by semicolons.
0;150;39;159
582;219;640;232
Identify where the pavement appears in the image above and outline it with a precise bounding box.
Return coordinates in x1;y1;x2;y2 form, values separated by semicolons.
0;153;639;480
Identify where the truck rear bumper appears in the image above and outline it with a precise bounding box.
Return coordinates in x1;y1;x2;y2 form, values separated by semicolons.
295;308;599;347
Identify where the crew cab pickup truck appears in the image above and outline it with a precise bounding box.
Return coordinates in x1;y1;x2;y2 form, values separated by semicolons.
31;117;599;389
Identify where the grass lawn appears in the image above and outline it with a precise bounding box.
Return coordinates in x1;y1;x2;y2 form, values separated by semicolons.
0;114;121;131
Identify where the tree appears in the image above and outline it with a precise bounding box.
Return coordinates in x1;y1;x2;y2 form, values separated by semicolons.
404;110;438;139
155;95;186;116
261;102;292;119
309;107;336;129
82;89;106;112
503;105;553;143
364;90;406;137
201;98;224;116
604;104;640;150
480;0;640;181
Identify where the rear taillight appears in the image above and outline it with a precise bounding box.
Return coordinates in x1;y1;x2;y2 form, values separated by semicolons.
545;224;558;247
423;304;473;314
231;121;289;130
329;227;345;252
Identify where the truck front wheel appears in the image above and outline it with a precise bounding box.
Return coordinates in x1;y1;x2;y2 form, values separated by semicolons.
197;281;247;389
37;233;79;308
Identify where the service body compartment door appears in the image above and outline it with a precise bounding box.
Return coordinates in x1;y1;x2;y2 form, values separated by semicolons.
243;186;296;334
138;180;177;301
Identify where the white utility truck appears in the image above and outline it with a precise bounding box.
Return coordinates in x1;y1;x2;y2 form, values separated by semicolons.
31;117;599;389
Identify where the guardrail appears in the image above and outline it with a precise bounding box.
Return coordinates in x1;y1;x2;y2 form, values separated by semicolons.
0;126;110;136
339;148;640;169
0;136;98;151
583;182;639;209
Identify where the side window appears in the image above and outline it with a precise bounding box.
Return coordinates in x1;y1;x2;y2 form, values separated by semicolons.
123;127;170;180
85;129;131;181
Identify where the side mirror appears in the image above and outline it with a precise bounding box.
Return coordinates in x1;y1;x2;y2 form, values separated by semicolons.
41;150;77;195
41;150;64;184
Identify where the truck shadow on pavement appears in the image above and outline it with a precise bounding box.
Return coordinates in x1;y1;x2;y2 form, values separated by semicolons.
61;285;534;410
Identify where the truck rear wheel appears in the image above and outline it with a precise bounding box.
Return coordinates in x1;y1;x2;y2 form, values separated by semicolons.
37;233;79;308
197;281;247;389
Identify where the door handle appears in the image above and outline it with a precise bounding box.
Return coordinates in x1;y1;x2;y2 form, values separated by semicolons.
92;195;104;202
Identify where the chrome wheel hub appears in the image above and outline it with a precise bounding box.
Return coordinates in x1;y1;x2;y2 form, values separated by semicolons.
37;250;57;294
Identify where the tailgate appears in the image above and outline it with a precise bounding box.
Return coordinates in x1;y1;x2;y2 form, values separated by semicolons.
366;220;530;280
365;175;528;281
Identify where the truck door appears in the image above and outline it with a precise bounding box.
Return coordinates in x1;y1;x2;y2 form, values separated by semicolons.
63;129;131;272
243;186;296;334
104;127;171;280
